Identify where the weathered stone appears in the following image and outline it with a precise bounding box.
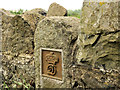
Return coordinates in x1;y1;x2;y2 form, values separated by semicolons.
1;10;35;88
70;64;120;88
34;16;80;88
23;8;46;16
1;1;120;88
76;1;120;70
0;8;14;16
2;53;35;88
22;8;46;31
2;14;34;54
47;3;67;16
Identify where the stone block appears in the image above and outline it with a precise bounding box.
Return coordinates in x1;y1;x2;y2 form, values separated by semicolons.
47;3;67;16
76;0;120;70
22;8;46;31
34;16;80;88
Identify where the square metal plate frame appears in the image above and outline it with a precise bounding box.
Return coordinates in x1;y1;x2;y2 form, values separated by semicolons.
40;48;64;83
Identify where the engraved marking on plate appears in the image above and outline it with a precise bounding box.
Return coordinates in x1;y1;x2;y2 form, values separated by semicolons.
42;50;62;80
46;52;59;76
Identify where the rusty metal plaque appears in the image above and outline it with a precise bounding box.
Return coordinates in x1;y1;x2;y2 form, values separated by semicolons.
41;48;63;80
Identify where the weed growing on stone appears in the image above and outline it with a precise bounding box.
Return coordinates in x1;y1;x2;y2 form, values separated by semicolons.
3;82;9;90
13;79;31;89
10;9;27;15
2;78;32;89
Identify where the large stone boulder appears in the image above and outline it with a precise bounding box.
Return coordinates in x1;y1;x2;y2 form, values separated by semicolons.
22;8;46;31
76;1;120;70
64;1;120;88
1;10;35;88
2;15;34;54
47;3;67;16
1;8;46;88
70;64;120;88
23;8;46;16
34;16;80;88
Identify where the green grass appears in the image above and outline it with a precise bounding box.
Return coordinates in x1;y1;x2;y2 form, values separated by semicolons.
3;78;32;89
10;9;27;15
67;9;81;18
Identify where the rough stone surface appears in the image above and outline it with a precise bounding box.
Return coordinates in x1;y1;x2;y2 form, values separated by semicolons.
70;64;120;88
23;8;46;16
22;8;46;31
1;8;46;88
1;9;35;88
2;15;34;54
34;16;80;88
35;1;120;89
0;9;2;88
76;1;120;70
2;53;35;88
47;3;67;16
0;8;14;16
1;1;120;89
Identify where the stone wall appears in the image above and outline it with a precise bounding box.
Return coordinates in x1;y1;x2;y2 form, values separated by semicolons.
74;1;120;88
1;1;120;89
76;1;120;70
34;16;80;88
34;1;120;89
1;3;68;88
1;8;46;88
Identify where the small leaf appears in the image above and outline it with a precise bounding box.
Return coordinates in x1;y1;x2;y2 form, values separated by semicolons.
28;84;31;87
24;85;28;88
14;81;23;85
17;82;23;85
23;79;26;83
